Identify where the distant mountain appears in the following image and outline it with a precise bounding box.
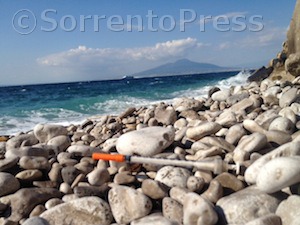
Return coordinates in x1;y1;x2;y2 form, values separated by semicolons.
132;59;237;77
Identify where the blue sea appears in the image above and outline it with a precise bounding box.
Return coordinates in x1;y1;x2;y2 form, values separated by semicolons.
0;71;250;135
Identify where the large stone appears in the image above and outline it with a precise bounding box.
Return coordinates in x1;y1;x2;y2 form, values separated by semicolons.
285;53;300;77
155;166;192;188
245;141;300;184
0;188;62;222
183;193;218;225
225;124;247;145
186;122;222;141
40;197;113;225
173;98;203;112
214;172;244;192
5;146;49;159
268;117;295;134
34;124;68;143
211;89;230;102
248;66;273;82
5;134;38;151
108;185;152;224
279;88;299;108
87;168;110;186
235;133;268;153
15;169;43;181
0;172;20;197
142;179;168;199
131;213;177;225
256;157;300;193
276;195;300;225
287;0;300;55
216;187;284;224
19;156;49;170
162;197;183;225
154;106;177;125
116;127;175;156
0;157;18;172
47;135;71;152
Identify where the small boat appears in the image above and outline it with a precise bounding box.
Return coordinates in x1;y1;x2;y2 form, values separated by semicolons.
122;76;135;80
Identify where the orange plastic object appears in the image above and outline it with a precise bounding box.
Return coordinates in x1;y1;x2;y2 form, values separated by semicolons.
92;153;126;162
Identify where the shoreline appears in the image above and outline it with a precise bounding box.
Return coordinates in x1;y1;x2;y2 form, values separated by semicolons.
0;74;299;224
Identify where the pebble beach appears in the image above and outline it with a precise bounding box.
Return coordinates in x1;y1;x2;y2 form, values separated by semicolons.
0;70;300;224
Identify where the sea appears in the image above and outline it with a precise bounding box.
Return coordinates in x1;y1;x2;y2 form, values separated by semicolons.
0;70;251;135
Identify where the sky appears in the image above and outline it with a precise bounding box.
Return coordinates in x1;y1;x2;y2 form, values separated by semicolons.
0;0;297;86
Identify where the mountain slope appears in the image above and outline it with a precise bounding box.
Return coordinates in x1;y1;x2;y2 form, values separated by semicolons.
133;59;236;77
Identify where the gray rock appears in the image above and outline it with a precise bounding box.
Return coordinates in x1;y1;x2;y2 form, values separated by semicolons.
19;156;49;170
113;171;135;185
186;122;222;141
0;188;62;222
225;124;247;145
256;157;300;193
47;135;71;152
61;166;80;185
216;186;284;224
248;66;273;82
142;179;168;199
186;176;205;192
279;88;299;108
201;180;223;204
0;172;20;197
268;117;295;134
162;197;183;225
22;217;50;225
66;145;97;157
45;198;64;209
131;213;178;225
214;172;244;192
155;166;192;188
108;185;152;224
154;106;177;125
5;134;38;151
0;157;18;172
34;124;68;143
230;98;254;112
183;192;218;225
200;136;235;152
5;146;49;159
169;187;190;205
116;127;175;157
40;196;113;225
173;98;203;112
215;110;237;127
235;133;268;153
276;195;300;225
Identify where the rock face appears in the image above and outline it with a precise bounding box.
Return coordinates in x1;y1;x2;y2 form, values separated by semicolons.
216;187;284;224
108;185;152;224
116;127;175;156
287;0;300;56
40;197;113;225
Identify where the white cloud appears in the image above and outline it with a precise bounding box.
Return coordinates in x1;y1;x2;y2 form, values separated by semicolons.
37;37;205;78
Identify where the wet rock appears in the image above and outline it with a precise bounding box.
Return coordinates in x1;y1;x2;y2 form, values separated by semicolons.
162;197;183;225
186;122;222;141
116;127;175;156
216;186;284;224
108;185;152;224
155;166;192;188
0;172;20;197
276;195;300;225
183;192;218;225
40;196;113;225
34;124;68;143
0;188;62;222
256;157;300;193
248;66;273;82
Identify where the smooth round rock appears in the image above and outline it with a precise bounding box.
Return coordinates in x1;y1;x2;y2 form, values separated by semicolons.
276;195;300;225
5;134;38;151
113;172;135;185
45;198;64;209
142;179;168;199
268;117;295;134
116;127;175;156
256;157;300;193
15;169;43;181
61;166;80;185
235;133;268;153
201;180;223;204
19;156;49;170
186;176;205;192
87;168;110;186
211;89;230;102
154;106;177;125
66;145;96;157
47;135;71;152
225;124;247;145
40;196;113;225
108;185;152;224
155;166;192;188
0;172;20;197
183;192;218;225
186;122;222;141
245;214;282;225
279;88;299;108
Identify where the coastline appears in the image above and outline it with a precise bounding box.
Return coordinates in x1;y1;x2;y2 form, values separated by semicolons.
0;73;299;224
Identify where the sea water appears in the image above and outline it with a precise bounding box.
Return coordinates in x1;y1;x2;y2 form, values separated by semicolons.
0;71;251;135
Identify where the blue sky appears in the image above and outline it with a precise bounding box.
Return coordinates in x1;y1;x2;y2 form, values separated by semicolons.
0;0;297;85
